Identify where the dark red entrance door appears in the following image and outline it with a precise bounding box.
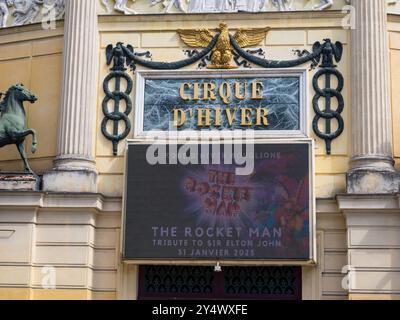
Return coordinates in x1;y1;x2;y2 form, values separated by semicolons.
138;266;302;300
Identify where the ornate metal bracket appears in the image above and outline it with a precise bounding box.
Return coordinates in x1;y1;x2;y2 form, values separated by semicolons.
311;41;344;155
103;37;344;155
102;43;134;155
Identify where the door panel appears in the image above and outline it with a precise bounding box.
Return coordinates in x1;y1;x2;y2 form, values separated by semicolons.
138;265;302;300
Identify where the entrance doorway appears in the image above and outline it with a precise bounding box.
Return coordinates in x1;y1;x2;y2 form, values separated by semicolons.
138;265;302;300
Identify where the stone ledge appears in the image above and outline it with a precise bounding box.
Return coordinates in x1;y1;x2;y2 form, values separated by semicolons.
42;170;97;193
0;173;39;191
0;191;122;212
337;193;400;211
347;170;400;194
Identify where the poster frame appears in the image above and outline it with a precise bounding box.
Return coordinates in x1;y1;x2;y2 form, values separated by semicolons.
133;69;308;139
122;138;316;266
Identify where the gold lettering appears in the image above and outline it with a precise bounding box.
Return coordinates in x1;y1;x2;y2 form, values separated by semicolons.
256;108;269;126
219;82;232;104
251;81;264;100
234;81;248;100
179;83;191;101
193;82;200;101
214;107;222;127
241;108;253;126
197;108;212;127
203;82;216;100
173;109;186;127
225;108;237;127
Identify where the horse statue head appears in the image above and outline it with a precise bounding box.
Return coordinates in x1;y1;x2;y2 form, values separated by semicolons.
0;83;39;174
12;82;38;103
0;83;38;113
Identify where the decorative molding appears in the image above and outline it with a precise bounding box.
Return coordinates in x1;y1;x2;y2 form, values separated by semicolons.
0;0;65;28
0;190;122;211
99;0;399;15
337;194;400;212
102;23;344;155
1;0;400;28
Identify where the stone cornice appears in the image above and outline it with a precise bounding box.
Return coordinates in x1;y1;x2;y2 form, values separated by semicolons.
388;13;400;21
337;194;400;212
98;9;347;24
0;21;63;44
0;193;342;214
0;191;122;212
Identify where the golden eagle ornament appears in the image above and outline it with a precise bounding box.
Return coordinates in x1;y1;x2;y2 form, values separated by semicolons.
177;23;270;69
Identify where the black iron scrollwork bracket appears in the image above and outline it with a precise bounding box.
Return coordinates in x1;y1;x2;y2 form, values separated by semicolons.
102;44;132;156
103;37;344;155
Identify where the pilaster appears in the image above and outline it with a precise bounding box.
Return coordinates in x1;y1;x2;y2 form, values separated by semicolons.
43;0;98;192
348;0;398;193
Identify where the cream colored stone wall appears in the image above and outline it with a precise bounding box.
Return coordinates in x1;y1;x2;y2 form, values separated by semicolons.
0;24;63;175
315;200;348;299
389;2;400;15
389;16;400;168
0;13;351;197
96;12;350;199
338;195;400;299
0;193;121;300
0;195;347;300
0;11;364;300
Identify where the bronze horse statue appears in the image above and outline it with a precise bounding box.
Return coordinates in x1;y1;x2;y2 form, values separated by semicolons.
0;83;38;174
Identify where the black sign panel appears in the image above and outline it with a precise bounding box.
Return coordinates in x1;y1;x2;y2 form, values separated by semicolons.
123;141;313;261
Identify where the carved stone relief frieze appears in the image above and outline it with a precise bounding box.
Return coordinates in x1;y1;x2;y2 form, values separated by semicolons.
0;0;399;29
0;0;64;28
99;0;399;14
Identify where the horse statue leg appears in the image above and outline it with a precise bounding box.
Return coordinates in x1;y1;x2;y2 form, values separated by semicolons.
14;128;38;153
13;129;38;173
16;142;33;173
28;129;37;153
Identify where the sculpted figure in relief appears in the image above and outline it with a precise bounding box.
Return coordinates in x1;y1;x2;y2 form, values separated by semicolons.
188;0;221;13
101;0;399;15
313;0;334;10
245;0;267;12
43;0;65;19
270;0;291;11
12;0;43;26
188;0;264;13
150;0;186;13
187;0;206;13
0;0;13;28
2;0;400;28
270;0;399;11
217;0;234;12
102;0;137;14
270;0;347;11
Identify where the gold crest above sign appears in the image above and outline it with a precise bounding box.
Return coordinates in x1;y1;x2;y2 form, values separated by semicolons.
177;23;270;69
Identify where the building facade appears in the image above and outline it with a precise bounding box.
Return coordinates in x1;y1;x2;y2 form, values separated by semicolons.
0;0;400;300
